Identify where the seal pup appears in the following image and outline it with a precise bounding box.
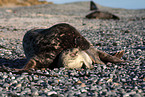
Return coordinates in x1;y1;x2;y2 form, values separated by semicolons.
58;48;93;69
90;1;98;11
15;23;124;71
86;1;120;20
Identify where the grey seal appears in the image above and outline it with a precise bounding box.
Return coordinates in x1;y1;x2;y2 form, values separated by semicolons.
15;23;124;70
86;1;120;20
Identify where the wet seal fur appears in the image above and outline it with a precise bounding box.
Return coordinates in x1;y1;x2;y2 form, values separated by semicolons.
15;23;124;70
86;1;120;20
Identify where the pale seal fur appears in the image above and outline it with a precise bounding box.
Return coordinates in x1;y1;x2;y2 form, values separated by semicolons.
58;48;93;69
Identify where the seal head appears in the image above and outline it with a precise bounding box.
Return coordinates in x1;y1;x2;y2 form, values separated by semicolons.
58;48;93;69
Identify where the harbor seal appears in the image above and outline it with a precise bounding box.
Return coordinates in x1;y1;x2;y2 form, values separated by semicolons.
58;48;93;69
15;23;124;70
86;1;120;20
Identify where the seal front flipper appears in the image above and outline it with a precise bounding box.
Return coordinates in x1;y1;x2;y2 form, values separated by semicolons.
14;59;38;71
80;51;93;69
86;47;105;64
90;1;98;11
22;59;38;70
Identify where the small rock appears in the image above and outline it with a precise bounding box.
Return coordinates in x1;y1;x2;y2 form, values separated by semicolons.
47;91;57;96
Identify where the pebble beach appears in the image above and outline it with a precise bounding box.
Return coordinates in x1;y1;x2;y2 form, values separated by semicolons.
0;1;145;96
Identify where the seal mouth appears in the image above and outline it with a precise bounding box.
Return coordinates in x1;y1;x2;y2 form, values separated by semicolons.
70;51;78;57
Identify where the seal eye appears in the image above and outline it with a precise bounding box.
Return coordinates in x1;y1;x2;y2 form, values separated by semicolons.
75;51;79;54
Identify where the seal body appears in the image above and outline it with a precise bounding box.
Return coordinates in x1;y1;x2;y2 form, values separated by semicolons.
58;48;93;69
23;23;90;69
86;1;120;20
86;10;120;20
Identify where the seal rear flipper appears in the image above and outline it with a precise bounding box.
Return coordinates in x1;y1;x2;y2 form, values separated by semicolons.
97;50;125;63
90;1;98;11
114;50;124;59
86;46;125;64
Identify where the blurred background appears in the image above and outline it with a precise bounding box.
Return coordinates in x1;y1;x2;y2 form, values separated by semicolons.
0;0;145;9
47;0;145;9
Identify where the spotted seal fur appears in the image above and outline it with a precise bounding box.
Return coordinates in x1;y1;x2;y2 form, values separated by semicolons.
86;1;120;20
15;23;124;70
58;48;93;69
